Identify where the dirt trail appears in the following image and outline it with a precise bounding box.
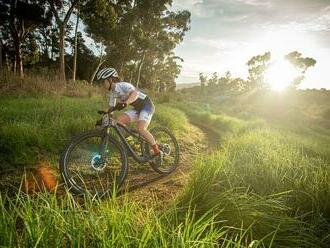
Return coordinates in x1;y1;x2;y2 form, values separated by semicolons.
121;122;211;206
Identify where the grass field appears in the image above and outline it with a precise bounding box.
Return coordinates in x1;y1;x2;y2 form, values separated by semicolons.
1;84;330;247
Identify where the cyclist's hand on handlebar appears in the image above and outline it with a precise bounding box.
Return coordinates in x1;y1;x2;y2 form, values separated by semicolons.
107;107;115;113
114;102;127;111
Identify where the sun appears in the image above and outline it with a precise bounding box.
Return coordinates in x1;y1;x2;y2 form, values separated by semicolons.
265;59;299;91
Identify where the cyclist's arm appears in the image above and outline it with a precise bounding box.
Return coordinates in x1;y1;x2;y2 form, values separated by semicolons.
125;90;138;105
109;91;117;107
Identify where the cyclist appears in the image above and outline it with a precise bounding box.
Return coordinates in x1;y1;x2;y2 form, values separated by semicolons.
96;67;162;163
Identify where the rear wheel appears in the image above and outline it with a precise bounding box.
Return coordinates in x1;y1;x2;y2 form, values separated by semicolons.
148;126;180;174
59;129;128;196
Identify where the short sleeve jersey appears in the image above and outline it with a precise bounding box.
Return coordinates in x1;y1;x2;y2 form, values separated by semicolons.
109;82;147;107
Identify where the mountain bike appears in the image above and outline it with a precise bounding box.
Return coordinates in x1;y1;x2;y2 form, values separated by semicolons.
59;109;180;196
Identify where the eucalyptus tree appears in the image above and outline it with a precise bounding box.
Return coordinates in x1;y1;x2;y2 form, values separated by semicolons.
285;51;316;88
81;0;190;90
0;0;51;78
199;72;207;88
247;52;271;90
72;1;80;81
48;0;80;81
208;72;218;87
66;31;97;80
80;0;117;83
133;2;190;89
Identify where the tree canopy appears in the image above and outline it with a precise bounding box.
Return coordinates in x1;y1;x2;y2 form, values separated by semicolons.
0;0;191;91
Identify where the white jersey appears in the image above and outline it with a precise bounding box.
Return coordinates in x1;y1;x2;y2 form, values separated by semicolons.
109;82;147;107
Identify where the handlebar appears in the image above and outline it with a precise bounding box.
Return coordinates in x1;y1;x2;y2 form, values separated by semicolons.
97;103;127;115
96;109;115;127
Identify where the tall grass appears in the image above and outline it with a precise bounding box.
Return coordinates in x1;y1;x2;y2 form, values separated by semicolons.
177;128;330;247
0;189;247;247
0;96;190;168
0;97;103;167
174;102;266;144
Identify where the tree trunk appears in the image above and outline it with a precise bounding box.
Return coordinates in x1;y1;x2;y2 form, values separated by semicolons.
14;37;24;78
13;59;16;74
136;51;145;88
5;53;10;71
90;58;105;84
49;0;79;82
0;42;2;71
59;26;66;81
72;6;79;81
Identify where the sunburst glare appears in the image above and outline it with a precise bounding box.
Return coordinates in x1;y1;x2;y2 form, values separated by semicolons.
265;59;300;91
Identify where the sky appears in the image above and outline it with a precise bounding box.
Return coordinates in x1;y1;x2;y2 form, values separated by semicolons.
172;0;330;89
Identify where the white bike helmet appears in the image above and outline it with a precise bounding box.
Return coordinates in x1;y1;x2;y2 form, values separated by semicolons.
96;67;118;81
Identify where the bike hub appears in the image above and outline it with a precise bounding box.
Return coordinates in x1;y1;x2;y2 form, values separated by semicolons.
91;154;106;171
160;144;171;156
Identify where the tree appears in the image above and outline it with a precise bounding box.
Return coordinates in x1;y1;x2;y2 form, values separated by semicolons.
217;71;231;91
134;6;190;89
208;72;218;87
151;53;183;91
0;0;51;78
66;31;98;81
48;0;79;81
80;0;117;83
228;77;246;92
285;51;316;88
199;72;207;88
72;1;80;81
247;51;271;90
89;43;105;84
81;0;190;90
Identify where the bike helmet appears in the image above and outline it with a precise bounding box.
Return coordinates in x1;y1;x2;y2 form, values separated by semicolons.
96;67;118;81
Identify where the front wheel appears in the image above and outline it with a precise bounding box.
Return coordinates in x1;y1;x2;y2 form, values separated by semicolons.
59;129;128;196
148;126;180;174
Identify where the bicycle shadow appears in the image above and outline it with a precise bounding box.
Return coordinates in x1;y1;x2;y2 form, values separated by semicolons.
118;167;168;195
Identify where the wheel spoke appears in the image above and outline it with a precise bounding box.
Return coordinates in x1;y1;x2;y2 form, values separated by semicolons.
150;127;179;174
61;131;127;196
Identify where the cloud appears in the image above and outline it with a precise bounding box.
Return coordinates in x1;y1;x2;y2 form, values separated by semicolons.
236;0;271;6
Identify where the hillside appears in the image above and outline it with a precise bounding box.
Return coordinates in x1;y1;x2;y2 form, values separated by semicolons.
1;82;330;247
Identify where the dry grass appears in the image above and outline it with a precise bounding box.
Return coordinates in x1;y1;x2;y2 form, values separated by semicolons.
0;71;101;98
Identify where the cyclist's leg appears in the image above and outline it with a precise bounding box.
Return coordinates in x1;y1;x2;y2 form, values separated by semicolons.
136;105;160;156
137;120;156;145
117;110;137;125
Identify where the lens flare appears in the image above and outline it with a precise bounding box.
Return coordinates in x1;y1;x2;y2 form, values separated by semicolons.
265;59;299;91
23;161;57;194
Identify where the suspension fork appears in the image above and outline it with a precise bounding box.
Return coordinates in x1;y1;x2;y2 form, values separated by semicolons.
98;128;111;159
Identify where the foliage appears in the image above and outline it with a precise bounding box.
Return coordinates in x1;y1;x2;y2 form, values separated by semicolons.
0;0;51;78
286;51;317;88
199;72;207;88
81;0;191;90
247;51;271;89
198;50;317;93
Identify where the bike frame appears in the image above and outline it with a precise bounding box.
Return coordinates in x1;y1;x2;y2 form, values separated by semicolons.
103;113;151;163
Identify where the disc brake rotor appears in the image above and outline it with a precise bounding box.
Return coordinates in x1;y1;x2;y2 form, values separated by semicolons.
91;154;106;171
160;144;171;156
